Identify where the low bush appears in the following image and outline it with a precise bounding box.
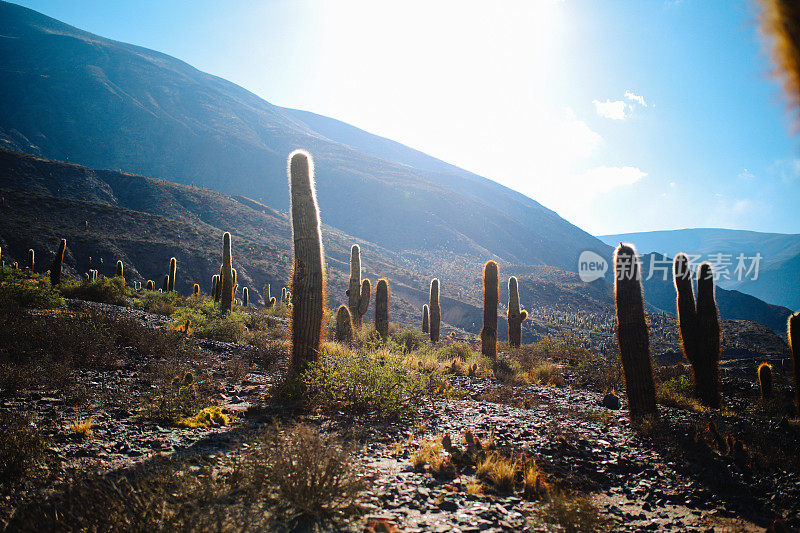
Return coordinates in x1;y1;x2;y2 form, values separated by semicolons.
0;410;47;482
0;267;64;309
58;275;130;305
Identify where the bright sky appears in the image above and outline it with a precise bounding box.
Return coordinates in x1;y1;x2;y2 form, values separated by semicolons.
12;0;800;235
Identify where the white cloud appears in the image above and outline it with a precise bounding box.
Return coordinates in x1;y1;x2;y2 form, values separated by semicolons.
593;99;628;120
737;168;755;180
624;90;647;107
578;165;647;192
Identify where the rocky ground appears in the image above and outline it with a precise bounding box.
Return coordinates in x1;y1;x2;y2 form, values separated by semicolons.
1;300;798;532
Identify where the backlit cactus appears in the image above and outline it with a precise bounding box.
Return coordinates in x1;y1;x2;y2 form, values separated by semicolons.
347;245;371;327
481;261;499;359
376;278;389;341
429;278;441;343
146;280;154;291
162;275;169;292
507;276;528;348
758;362;773;400
674;254;722;409
243;287;249;307
335;304;354;343
264;284;276;308
281;287;287;304
168;257;176;292
789;312;800;417
288;150;326;371
193;283;200;296
220;232;235;312
614;243;657;421
50;239;66;286
28;248;34;271
212;275;221;301
422;304;430;334
116;260;124;280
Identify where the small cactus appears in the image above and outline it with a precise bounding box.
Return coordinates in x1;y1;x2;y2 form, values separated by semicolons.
28;248;34;271
264;283;276;308
481;261;499;359
347;245;371;327
375;278;390;341
193;283;200;296
758;362;773;400
507;276;528;348
146;280;154;291
243;286;249;307
116;260;124;280
162;275;169;292
429;278;441;343
288;150;326;371
168;257;177;292
220;232;235;312
50;239;67;286
281;287;287;304
335;304;354;343
422;304;430;333
614;243;657;421
790;312;800;417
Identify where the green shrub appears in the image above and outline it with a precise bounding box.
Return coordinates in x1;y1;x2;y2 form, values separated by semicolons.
389;325;428;353
58;275;130;305
0;268;64;309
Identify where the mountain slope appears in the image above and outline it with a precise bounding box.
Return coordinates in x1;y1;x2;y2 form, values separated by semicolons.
0;0;609;272
600;228;800;310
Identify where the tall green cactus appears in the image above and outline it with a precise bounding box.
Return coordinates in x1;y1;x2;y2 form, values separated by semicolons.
50;239;66;286
429;278;441;342
242;287;249;307
335;304;354;343
674;254;722;409
288;150;326;371
614;243;657;421
375;278;389;341
789;312;800;417
28;249;34;271
481;261;499;359
347;245;371;327
507;276;528;348
168;257;177;292
422;304;430;334
220;232;235;312
264;283;276;308
116;260;124;280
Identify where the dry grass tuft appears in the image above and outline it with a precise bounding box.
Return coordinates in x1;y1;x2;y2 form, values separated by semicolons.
69;417;94;438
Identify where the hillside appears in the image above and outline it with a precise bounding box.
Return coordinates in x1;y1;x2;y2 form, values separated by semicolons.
0;0;609;272
600;229;800;311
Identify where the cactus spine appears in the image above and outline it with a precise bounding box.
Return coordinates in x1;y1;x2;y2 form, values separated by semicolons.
193;283;200;296
429;278;441;342
347;245;371;327
28;249;34;271
335;305;354;343
50;239;66;286
422;304;430;333
288;150;325;371
243;287;249;307
116;260;124;280
614;243;657;421
220;232;235;312
789;313;800;417
481;261;499;359
675;254;722;409
168;257;177;292
264;284;276;308
375;278;389;341
507;276;528;348
758;363;773;400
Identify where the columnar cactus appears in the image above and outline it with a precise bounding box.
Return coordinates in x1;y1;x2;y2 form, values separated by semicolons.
212;275;221;301
146;280;154;291
789;312;800;417
335;304;354;343
264;284;276;308
347;245;371;327
50;239;66;286
375;278;389;341
674;254;722;409
288;150;326;370
193;283;200;296
220;232;235;312
429;278;441;342
28;249;34;271
758;363;773;400
243;287;249;307
614;243;657;421
422;304;430;334
507;276;528;348
162;275;169;292
116;260;124;280
168;257;177;292
481;261;499;359
281;287;287;304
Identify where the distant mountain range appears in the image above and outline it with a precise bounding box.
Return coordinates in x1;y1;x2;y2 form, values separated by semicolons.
600;229;800;312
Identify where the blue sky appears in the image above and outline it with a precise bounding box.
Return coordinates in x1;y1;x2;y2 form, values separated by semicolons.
11;0;800;235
